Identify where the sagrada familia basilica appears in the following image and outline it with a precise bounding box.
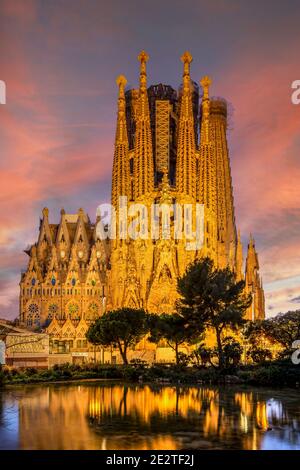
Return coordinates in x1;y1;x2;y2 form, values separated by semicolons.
19;52;265;357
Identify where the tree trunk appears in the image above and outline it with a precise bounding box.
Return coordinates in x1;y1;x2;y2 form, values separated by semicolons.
117;342;128;365
215;328;224;369
120;347;128;365
175;343;179;365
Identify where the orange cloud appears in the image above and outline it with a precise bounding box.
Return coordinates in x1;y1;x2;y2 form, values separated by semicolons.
211;50;300;315
1;1;300;319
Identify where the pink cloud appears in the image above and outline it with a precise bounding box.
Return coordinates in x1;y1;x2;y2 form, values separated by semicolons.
1;2;300;319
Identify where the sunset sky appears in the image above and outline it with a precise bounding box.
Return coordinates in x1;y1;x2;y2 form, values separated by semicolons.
0;0;300;319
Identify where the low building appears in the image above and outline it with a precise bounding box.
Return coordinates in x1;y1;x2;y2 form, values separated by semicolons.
0;320;49;368
6;332;49;368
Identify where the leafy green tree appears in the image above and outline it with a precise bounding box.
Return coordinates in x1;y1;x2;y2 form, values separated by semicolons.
246;345;272;364
177;257;252;369
245;310;300;350
86;308;149;364
148;313;195;365
222;337;243;368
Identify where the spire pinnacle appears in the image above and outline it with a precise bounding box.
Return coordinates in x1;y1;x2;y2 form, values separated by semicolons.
42;207;49;218
116;74;127;96
200;75;212;100
181;51;193;73
116;74;127;118
181;51;192;91
138;50;149;91
138;50;149;63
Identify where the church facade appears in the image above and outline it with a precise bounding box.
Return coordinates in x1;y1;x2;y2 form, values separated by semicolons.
19;51;265;358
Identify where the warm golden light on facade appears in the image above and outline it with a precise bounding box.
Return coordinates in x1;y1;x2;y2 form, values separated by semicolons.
19;52;265;357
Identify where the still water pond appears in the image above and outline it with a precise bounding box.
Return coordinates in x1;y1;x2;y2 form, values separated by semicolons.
0;382;300;450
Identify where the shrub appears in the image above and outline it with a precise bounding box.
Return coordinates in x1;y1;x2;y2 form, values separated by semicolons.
247;346;272;364
24;367;38;376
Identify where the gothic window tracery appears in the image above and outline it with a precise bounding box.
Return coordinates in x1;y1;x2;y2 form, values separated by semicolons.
86;301;99;320
67;301;80;320
28;303;39;314
48;303;59;319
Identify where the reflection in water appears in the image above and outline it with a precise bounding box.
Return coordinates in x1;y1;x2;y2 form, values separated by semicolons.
0;383;300;449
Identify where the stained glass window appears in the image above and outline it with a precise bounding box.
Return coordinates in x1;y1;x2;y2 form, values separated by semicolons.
48;303;59;318
68;302;80;319
28;303;39;314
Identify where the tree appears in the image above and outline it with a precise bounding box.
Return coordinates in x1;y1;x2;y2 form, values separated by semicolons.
148;313;195;365
86;308;149;364
246;345;272;364
190;343;215;367
245;310;300;350
222;337;243;368
177;257;252;369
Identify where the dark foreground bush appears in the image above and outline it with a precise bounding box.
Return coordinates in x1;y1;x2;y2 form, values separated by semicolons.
237;362;300;387
0;362;140;385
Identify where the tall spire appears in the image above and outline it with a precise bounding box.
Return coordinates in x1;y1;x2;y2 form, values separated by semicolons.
245;235;265;320
213;98;236;268
176;51;196;200
199;75;214;208
235;229;243;280
199;77;237;268
198;75;218;262
134;50;154;199
111;74;129;208
200;75;211;144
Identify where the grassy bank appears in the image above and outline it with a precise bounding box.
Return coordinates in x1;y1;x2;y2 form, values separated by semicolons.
1;360;300;387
